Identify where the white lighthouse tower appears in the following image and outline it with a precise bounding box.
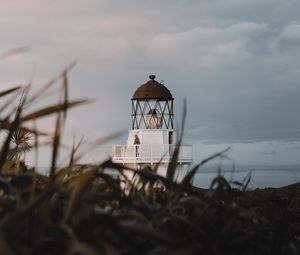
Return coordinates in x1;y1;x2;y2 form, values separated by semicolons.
111;75;192;181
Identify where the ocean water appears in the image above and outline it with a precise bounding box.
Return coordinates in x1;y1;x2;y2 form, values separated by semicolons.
37;165;300;189
191;164;300;189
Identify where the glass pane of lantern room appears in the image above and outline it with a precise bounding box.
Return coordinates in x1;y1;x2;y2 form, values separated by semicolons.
142;100;149;114
135;101;143;114
148;100;157;111
158;101;166;114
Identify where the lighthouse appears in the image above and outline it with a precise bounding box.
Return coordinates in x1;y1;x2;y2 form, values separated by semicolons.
111;75;192;182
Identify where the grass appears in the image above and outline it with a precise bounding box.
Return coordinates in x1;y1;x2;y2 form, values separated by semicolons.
0;66;299;255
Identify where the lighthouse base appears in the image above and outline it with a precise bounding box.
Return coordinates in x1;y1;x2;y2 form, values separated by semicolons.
119;162;191;188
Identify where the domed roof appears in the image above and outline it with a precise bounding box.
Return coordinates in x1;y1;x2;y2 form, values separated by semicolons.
132;75;173;100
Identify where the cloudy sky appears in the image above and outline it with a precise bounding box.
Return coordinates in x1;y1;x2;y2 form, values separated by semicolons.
0;0;300;166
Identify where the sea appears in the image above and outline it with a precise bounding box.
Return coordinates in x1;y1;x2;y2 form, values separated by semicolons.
37;164;300;190
191;164;300;189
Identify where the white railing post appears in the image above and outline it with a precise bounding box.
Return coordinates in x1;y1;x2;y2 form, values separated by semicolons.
150;144;153;165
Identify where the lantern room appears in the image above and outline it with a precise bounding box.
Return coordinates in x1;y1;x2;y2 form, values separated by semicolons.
131;75;174;130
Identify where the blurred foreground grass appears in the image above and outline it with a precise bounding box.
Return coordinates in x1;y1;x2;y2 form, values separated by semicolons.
0;66;299;255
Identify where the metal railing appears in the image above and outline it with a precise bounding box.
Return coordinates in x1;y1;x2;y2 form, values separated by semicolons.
111;144;192;164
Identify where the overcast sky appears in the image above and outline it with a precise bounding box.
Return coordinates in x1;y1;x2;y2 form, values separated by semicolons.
0;0;300;166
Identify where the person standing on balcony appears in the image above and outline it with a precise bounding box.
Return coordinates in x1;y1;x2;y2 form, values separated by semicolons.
134;134;140;157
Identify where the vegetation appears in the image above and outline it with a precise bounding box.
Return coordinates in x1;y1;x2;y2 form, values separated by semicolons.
0;66;299;255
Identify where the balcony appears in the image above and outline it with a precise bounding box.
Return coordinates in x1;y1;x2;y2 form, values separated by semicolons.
111;144;192;164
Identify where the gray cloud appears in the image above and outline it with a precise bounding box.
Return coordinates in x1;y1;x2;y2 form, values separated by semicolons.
146;22;268;70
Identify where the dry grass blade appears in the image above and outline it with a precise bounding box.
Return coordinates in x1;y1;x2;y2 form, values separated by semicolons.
153;153;168;174
179;98;187;141
7;140;58;160
0;176;14;194
27;61;76;104
181;163;201;187
21;99;90;121
210;175;231;191
62;70;69;125
6;183;57;223
71;131;124;164
19;126;48;136
0;46;30;60
119;224;173;245
0;90;24;114
63;167;98;223
96;171;121;191
181;147;231;187
131;166;194;194
242;171;252;191
0;233;15;255
166;145;180;182
166;100;186;181
100;159;133;172
0;118;9;129
7;146;30;160
32;120;39;167
0;121;49;136
69;136;85;168
100;159;137;188
0;86;22;98
50;114;61;182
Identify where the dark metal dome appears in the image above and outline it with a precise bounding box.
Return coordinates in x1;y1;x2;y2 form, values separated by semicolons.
132;75;173;100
